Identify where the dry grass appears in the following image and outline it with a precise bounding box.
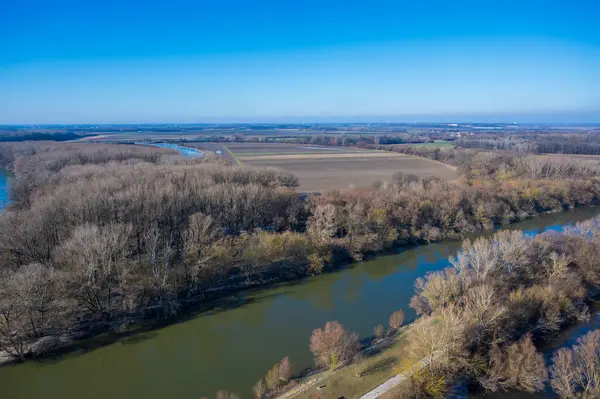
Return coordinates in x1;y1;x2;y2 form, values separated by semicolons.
238;152;404;161
242;153;458;192
225;143;368;155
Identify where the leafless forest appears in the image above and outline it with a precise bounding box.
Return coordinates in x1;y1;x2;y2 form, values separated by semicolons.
2;140;600;373
398;219;600;398
247;218;600;399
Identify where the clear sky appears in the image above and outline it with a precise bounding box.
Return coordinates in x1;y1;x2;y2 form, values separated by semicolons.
1;0;599;124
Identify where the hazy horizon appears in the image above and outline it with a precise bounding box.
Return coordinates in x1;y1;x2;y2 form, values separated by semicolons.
3;111;600;126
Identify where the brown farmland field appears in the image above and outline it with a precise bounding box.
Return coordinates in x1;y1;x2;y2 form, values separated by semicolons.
229;144;457;192
224;142;369;156
194;142;370;165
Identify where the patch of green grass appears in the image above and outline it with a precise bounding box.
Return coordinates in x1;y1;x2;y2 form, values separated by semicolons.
295;331;412;399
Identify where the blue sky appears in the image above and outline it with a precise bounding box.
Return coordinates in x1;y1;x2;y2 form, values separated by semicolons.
1;0;599;123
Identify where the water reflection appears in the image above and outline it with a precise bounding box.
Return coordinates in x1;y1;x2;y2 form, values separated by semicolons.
141;142;205;158
1;207;599;399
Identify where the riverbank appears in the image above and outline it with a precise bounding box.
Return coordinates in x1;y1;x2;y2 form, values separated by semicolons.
276;325;417;399
2;206;599;399
471;302;600;399
282;298;600;399
5;141;600;371
135;142;205;158
278;237;600;399
1;205;596;369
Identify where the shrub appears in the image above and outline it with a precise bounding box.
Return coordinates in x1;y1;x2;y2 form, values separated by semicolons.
395;366;450;399
278;356;292;383
215;391;239;399
252;379;266;399
389;309;404;330
264;362;280;390
374;324;385;340
410;269;463;315
483;333;547;393
309;321;360;370
550;329;600;398
263;356;292;391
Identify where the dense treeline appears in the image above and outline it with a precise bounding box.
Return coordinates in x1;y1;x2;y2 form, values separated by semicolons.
0;142;306;359
389;217;600;398
0;131;93;142
242;218;600;399
457;132;600;155
3;141;600;362
187;133;432;146
384;145;600;179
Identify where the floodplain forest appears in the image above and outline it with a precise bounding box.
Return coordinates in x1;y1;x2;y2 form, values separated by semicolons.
228;217;600;399
3;140;600;398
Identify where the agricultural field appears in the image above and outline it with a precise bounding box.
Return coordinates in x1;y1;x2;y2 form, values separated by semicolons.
220;142;369;156
190;142;238;163
222;143;458;192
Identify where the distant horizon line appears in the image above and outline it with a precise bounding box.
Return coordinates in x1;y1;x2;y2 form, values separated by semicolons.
3;112;600;127
2;121;600;127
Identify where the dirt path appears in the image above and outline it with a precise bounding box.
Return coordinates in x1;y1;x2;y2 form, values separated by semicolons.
358;356;434;399
223;145;243;165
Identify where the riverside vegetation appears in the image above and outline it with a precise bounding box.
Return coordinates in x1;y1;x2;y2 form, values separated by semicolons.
391;217;600;398
249;217;600;399
2;141;600;375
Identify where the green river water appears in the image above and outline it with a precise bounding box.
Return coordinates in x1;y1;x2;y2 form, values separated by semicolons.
1;207;600;399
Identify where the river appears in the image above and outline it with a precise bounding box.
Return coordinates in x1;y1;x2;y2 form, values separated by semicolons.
476;305;600;399
0;168;11;211
1;207;599;399
146;142;205;158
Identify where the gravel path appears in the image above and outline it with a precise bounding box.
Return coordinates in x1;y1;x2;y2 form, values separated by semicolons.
358;356;433;399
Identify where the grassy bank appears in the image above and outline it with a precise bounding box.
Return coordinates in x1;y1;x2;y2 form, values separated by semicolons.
292;330;412;399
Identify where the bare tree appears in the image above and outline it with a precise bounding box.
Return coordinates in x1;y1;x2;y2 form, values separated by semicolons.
307;204;338;244
543;251;571;281
252;379;266;399
374;324;385;341
462;284;507;350
410;268;463;315
407;307;467;372
550;329;600;398
215;391;240;399
483;333;547;393
394;366;450;399
0;263;62;358
143;224;177;313
265;362;280;390
389;309;404;330
278;356;292;383
183;212;217;260
310;321;360;370
54;223;132;317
